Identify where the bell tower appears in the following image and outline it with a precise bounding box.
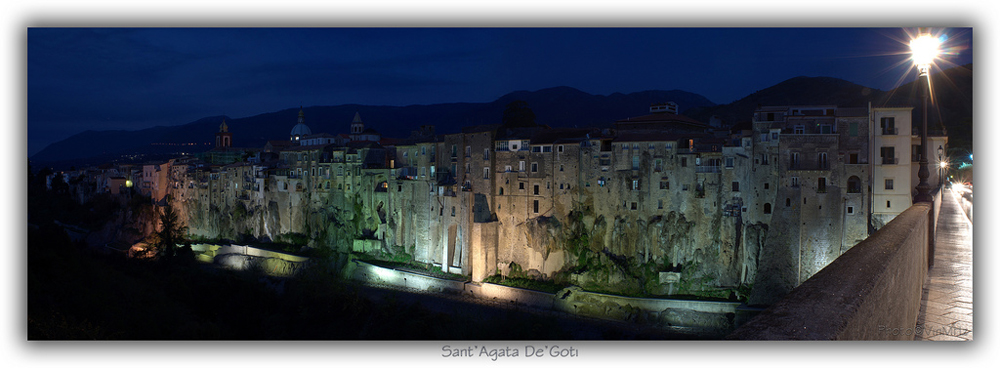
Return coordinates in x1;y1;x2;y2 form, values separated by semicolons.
350;112;364;140
215;118;233;148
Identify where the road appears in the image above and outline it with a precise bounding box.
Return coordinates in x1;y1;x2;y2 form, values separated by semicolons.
951;183;973;222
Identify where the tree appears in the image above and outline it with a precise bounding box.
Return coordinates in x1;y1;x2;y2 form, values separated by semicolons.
156;198;185;260
501;100;537;128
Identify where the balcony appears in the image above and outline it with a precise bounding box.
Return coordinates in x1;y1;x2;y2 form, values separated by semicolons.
695;166;721;173
881;128;899;135
881;157;899;165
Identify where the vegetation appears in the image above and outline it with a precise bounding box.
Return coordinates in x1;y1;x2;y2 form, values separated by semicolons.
501;100;537;128
483;274;568;294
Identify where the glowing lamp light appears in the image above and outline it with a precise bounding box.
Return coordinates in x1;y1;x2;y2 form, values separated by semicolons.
125;179;133;188
939;162;948;169
910;34;942;68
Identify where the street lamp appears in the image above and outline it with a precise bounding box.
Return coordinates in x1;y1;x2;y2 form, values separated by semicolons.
911;33;941;203
937;145;945;187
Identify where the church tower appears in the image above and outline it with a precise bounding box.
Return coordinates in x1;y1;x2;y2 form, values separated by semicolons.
350;112;364;140
215;118;233;149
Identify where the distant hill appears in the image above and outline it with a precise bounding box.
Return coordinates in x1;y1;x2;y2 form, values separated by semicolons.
30;87;715;166
30;65;972;168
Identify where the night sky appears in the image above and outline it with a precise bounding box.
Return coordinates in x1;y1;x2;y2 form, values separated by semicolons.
26;27;973;156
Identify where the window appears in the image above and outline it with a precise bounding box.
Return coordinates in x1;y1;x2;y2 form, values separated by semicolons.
681;157;688;167
885;179;894;190
849;122;859;137
790;152;800;168
632;156;640;170
452;145;457;156
534;184;539;195
542;146;552;153
912;144;923;162
849;153;859;164
466;146;471;157
660;181;669;190
764;203;771;214
504;165;512;172
420;167;426;177
421;146;426;155
762;155;769;165
764;183;770;190
558;145;564;153
794;125;805;134
632;180;639;190
847;206;854;215
654;159;663;172
658;200;663;209
560;183;564;189
483;148;489;160
531;163;538;173
533;200;539;213
771;132;779;141
791;177;800;187
786;198;791;207
817;178;827;193
887;200;892;209
848;176;861;193
452;207;456;216
732;181;740;192
560;164;564;172
630;202;638;210
519;182;525;190
499;187;504;195
519;161;525;172
819;124;832;134
483;168;489;179
532;146;541;153
682;184;689;191
881;117;896;135
818;152;828;169
881;147;896;164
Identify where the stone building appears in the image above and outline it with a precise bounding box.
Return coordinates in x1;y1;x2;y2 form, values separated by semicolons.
748;105;872;305
151;101;948;305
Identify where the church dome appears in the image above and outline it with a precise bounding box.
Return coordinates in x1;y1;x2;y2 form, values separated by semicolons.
290;107;311;140
290;123;312;137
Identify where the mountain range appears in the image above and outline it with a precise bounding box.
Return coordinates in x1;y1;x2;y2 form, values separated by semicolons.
31;64;972;169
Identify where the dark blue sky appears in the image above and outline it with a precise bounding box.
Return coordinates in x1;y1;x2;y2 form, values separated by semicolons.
27;27;973;156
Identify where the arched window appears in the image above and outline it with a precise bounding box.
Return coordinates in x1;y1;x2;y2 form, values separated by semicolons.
764;203;772;214
499;187;504;195
847;176;861;193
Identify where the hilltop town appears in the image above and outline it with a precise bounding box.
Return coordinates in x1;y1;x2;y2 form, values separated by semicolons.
43;100;947;304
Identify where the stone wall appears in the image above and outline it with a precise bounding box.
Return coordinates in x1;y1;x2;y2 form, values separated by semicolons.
728;202;932;340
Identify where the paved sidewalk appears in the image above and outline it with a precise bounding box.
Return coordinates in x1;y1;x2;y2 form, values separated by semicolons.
914;188;973;341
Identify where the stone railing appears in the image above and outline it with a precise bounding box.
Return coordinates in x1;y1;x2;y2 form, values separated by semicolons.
728;193;939;340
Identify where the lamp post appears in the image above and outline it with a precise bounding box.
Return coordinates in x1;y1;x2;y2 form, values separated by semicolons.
911;34;940;203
